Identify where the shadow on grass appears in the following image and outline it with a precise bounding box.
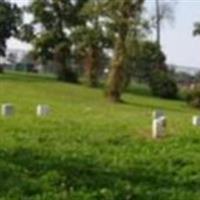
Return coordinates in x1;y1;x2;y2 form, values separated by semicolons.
123;100;186;113
0;147;198;199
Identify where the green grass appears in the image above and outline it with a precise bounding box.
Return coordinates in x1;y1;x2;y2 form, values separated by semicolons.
0;72;200;200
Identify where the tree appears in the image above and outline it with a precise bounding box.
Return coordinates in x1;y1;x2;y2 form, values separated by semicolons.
149;69;178;99
72;27;102;87
72;3;113;87
155;0;160;46
153;0;177;47
130;41;167;83
101;0;145;102
0;0;21;56
21;0;88;82
193;22;200;36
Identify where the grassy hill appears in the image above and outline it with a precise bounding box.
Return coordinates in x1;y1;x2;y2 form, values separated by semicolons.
0;72;199;200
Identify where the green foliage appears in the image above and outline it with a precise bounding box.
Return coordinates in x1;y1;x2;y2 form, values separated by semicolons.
18;24;35;42
128;41;167;83
72;26;102;87
20;0;88;82
128;40;176;100
33;31;64;62
28;0;86;29
0;72;199;199
0;0;21;56
149;70;178;99
186;86;200;108
193;22;200;36
71;0;113;87
100;0;146;102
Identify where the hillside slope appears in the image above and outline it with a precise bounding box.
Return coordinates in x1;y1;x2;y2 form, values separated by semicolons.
0;72;199;200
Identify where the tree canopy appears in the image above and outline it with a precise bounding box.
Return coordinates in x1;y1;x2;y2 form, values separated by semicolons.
20;0;90;81
193;22;200;36
0;0;21;56
16;0;179;101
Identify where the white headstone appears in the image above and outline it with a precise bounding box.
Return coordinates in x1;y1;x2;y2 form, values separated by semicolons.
152;116;167;139
36;105;50;117
190;84;196;90
152;110;164;119
1;103;14;117
192;116;200;126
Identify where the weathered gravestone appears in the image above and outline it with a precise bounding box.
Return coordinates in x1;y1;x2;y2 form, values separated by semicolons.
152;110;164;119
152;116;167;139
1;104;14;117
37;105;50;117
192;116;200;126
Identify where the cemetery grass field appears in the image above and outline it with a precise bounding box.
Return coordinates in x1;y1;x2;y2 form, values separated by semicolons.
0;72;200;200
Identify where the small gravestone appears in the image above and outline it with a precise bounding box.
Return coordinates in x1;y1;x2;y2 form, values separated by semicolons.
1;103;14;117
190;84;196;90
192;116;200;126
152;110;164;119
36;105;50;117
152;116;167;139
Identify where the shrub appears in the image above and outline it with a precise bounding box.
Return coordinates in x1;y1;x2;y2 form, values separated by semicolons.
57;67;78;83
149;70;178;99
185;86;200;108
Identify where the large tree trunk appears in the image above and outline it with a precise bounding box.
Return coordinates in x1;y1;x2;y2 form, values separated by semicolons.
56;61;78;83
106;36;126;102
54;43;78;83
84;45;99;87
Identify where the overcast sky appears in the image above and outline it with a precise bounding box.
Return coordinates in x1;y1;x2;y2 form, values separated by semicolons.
7;0;200;68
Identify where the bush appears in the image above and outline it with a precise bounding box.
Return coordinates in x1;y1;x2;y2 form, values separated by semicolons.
185;86;200;108
57;67;78;83
149;70;178;99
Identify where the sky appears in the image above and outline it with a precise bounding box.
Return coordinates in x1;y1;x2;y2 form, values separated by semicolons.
6;0;200;68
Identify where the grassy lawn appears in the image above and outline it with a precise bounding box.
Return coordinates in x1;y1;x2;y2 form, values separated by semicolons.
0;72;199;200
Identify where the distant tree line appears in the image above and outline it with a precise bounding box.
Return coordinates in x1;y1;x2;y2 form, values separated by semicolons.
0;0;180;102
